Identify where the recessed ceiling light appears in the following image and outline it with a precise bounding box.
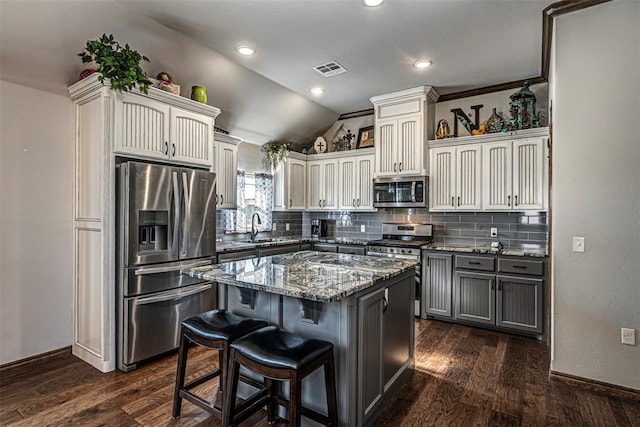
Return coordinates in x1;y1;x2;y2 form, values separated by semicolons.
236;46;255;56
413;59;432;69
363;0;384;6
310;87;324;96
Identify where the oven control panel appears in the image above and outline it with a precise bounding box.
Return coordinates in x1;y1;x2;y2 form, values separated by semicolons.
367;246;421;258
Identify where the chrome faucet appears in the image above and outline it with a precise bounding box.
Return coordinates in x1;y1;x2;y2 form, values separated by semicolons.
250;213;262;242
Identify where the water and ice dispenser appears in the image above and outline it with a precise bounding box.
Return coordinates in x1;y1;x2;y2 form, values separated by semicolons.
138;210;168;252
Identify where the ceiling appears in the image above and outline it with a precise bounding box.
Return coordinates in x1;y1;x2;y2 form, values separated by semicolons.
117;0;550;113
0;0;551;145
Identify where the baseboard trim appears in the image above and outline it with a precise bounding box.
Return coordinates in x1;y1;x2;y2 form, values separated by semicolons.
550;370;639;400
0;346;72;372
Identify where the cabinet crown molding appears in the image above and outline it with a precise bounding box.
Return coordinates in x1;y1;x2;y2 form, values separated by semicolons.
306;147;375;160
68;73;221;119
369;85;439;105
214;132;242;146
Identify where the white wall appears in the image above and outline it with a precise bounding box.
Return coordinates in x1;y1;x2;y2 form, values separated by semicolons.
321;115;374;152
551;1;640;390
237;143;271;174
0;80;73;364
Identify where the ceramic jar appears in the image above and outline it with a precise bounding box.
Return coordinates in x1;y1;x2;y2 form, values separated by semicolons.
190;86;207;104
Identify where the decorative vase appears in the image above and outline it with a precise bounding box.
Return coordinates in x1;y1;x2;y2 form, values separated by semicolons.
190;85;207;104
486;108;505;134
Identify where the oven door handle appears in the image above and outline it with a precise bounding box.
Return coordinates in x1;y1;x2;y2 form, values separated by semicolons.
134;283;212;305
134;260;211;276
411;182;416;203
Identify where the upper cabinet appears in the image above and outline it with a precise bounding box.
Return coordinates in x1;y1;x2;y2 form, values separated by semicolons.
429;144;482;211
273;154;307;211
370;86;438;178
214;132;241;210
112;85;219;168
428;128;549;212
338;153;375;210
307;158;339;211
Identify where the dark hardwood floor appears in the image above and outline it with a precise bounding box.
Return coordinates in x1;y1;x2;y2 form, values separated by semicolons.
1;319;638;426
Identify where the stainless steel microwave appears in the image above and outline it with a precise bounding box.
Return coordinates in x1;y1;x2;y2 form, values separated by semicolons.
373;176;428;208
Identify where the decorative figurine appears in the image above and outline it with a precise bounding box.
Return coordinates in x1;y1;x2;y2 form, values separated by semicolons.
485;108;505;133
190;85;207;104
436;119;451;139
509;81;536;130
472;121;488;135
149;71;180;95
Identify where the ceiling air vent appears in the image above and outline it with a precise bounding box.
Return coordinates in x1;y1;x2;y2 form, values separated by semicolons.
313;61;348;77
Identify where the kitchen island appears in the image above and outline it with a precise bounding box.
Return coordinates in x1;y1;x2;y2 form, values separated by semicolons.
182;251;417;427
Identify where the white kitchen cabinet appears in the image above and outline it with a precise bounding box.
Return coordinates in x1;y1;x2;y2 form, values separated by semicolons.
214;132;241;210
339;154;375;210
370;86;437;178
306;158;339;210
68;75;220;372
273;155;306;211
115;92;216;168
429;145;482;211
483;136;546;211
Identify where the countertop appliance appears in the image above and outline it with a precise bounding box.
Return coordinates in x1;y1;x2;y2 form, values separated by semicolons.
311;219;335;238
367;222;433;316
373;176;428;208
116;161;217;372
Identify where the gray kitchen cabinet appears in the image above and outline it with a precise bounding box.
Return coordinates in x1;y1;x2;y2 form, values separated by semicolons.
338;245;366;255
496;275;544;333
422;253;453;318
454;271;495;325
312;243;338;253
257;244;300;257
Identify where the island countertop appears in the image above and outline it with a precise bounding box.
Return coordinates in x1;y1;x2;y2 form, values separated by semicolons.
182;250;418;303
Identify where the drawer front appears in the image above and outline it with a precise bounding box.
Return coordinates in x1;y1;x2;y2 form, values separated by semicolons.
313;243;338;253
258;244;300;257
498;258;544;276
455;255;495;272
338;245;366;255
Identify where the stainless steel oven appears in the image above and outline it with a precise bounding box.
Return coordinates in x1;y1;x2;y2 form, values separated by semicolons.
367;223;433;317
373;176;427;208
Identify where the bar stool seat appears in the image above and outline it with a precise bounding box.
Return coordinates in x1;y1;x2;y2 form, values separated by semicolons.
223;326;338;427
172;309;268;419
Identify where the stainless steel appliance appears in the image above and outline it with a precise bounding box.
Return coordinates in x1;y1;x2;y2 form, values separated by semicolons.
367;223;433;316
116;161;217;372
373;176;428;208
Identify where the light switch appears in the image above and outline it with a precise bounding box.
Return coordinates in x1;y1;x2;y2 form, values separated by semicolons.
572;236;585;253
360;224;366;233
272;223;277;231
285;223;290;231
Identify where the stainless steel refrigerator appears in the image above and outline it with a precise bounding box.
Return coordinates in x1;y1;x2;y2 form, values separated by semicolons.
116;161;217;372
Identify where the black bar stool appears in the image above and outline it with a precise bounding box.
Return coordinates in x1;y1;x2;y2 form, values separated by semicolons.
172;309;268;419
222;326;338;427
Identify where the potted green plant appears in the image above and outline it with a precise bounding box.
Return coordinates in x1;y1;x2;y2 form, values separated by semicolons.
78;33;151;93
261;141;290;171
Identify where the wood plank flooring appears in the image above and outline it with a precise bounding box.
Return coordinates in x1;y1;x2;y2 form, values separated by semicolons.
1;319;638;426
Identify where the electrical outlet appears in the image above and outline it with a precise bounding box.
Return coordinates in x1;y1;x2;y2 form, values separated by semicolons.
572;236;585;253
272;223;277;231
360;224;366;233
285;223;290;231
621;328;636;346
490;227;498;237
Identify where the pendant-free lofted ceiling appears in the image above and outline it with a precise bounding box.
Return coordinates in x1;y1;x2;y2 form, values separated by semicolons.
117;0;549;113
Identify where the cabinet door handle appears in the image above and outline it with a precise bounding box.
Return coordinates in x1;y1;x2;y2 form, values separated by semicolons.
220;194;224;204
457;196;461;207
507;195;511;207
216;194;219;205
290;199;292;208
451;196;455;207
382;295;389;313
353;199;356;207
164;141;168;155
393;163;397;172
491;280;495;291
172;143;176;157
468;261;481;265
357;198;360;207
319;199;322;207
512;265;527;269
399;162;402;172
515;195;518;206
497;281;502;291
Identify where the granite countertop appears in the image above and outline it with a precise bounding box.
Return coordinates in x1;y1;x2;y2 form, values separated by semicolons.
216;236;369;253
182;250;418;302
423;244;548;258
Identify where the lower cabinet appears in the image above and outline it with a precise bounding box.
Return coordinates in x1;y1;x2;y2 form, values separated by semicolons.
453;271;495;325
496;275;544;333
422;253;453;318
357;274;413;425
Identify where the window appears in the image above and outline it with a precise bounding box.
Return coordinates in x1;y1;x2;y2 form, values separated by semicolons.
222;171;273;233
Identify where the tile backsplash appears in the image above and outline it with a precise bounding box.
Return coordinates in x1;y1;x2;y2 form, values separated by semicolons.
217;209;548;251
302;209;548;251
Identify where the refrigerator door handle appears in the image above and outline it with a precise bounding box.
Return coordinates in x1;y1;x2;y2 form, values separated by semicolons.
134;260;212;276
134;283;212;305
171;171;181;258
181;171;191;257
